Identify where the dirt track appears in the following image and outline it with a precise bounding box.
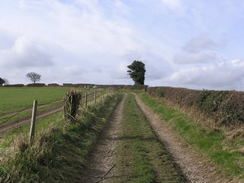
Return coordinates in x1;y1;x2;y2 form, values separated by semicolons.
80;95;126;183
135;94;238;183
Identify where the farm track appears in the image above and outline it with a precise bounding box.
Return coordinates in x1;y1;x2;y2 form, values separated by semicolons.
135;94;239;183
81;94;188;183
0;106;63;134
81;94;126;183
0;99;63;119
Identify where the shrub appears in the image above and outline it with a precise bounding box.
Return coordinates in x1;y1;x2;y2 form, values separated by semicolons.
4;84;25;87
64;90;82;122
147;87;244;127
63;83;74;87
48;83;60;87
27;83;46;87
196;90;228;114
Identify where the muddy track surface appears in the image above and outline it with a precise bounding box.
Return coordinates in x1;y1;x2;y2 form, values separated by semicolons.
80;95;126;183
0;99;63;119
0;106;63;134
135;94;239;183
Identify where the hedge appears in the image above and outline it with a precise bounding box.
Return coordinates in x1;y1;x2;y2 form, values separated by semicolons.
4;84;25;87
48;83;60;87
147;87;244;127
26;83;46;87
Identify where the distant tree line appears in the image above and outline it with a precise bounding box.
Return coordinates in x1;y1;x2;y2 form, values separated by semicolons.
0;72;42;86
1;60;146;87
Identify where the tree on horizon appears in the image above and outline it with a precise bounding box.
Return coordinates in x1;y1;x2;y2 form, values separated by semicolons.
26;72;41;84
0;77;6;86
127;60;146;85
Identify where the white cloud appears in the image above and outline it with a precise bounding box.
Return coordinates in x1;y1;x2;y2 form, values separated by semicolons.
0;0;143;84
173;36;222;64
0;37;53;68
167;59;244;90
174;51;217;64
182;35;222;53
160;0;183;10
0;0;243;90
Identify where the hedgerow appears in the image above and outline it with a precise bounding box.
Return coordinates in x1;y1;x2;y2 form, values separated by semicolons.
148;87;244;127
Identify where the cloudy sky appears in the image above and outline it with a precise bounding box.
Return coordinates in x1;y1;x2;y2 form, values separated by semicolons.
0;0;244;90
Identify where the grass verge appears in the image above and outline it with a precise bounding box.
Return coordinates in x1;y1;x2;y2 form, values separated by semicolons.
139;92;244;180
0;94;122;183
0;111;64;150
116;94;186;183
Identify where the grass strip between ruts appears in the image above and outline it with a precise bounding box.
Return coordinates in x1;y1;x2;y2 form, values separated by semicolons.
115;94;186;183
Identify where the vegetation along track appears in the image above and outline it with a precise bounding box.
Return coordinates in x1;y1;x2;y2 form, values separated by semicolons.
135;94;240;183
82;94;187;183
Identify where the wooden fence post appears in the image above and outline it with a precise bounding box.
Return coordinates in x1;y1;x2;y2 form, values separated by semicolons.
85;92;88;108
29;100;37;144
94;91;96;104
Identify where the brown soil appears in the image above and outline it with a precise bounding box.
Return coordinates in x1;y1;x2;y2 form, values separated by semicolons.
135;95;241;183
0;106;63;134
80;95;126;183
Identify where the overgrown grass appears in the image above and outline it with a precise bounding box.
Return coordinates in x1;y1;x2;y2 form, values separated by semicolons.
139;92;244;180
0;94;122;183
0;111;64;149
116;94;186;183
0;87;71;115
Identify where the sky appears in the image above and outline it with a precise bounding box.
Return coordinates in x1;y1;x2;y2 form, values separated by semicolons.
0;0;244;90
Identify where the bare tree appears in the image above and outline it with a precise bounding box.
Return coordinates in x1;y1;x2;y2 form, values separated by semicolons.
26;72;41;83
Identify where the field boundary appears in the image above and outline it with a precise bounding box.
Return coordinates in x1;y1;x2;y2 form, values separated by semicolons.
0;99;63;118
0;90;110;134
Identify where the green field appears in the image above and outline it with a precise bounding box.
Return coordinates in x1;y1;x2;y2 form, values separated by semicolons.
0;87;71;115
0;88;107;150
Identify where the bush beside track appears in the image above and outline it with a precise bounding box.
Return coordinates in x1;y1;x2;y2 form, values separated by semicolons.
147;87;244;127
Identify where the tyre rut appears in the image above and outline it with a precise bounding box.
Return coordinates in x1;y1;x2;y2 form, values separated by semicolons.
80;95;126;183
